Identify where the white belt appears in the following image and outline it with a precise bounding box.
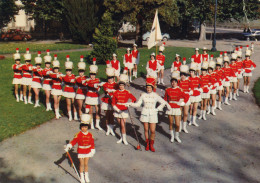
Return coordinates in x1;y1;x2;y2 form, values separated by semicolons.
117;102;126;105
45;78;51;80
65;85;74;87
53;83;61;85
79;145;91;149
14;73;21;75
169;101;179;104
34;76;41;78
88;90;97;93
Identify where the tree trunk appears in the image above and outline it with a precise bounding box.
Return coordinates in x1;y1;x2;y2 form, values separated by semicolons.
199;21;206;41
135;14;143;47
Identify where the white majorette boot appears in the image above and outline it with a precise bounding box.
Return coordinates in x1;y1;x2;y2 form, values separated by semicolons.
175;132;182;143
68;111;72;121
74;112;78;121
207;106;211;115
198;110;203;119
28;96;33;104
244;86;246;93
117;134;123;144
218;101;222;110
106;125;110;136
85;172;90;183
179;121;182;132
80;172;86;183
189;116;193;126
183;122;189;133
193;115;199;126
212;106;216;115
109;124;115;136
58;107;62;118
20;94;23;101
158;78;161;84
95;118;103;131
129;76;132;83
224;97;231;105
48;103;52;110
16;94;19;102
24;96;28;104
55;109;60;119
170;130;174;143
233;93;237;100
237;89;239;96
202;110;207;120
161;79;165;85
229;92;233;101
90;118;95;129
122;134;128;145
246;86;249;93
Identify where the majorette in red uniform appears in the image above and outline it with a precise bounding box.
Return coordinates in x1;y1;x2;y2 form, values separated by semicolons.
243;49;256;93
171;54;182;72
235;50;243;96
178;65;192;133
31;51;43;108
156;43;166;84
112;74;136;145
201;47;209;62
64;114;95;183
207;60;218;116
12;48;23;102
101;67;118;136
191;48;202;73
188;62;201;126
215;57;224;110
146;52;159;79
198;61;211;121
123;48;134;82
132;43;140;78
21;48;33;104
229;53;239;100
75;55;88;119
42;49;53;111
110;53;121;80
50;57;63;119
63;56;77;121
164;71;189;143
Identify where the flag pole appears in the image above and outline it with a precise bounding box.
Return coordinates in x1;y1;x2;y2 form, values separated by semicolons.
155;9;158;56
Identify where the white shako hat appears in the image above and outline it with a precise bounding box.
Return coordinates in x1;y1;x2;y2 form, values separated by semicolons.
133;43;137;47
180;65;189;74
78;55;86;71
44;49;52;63
80;113;92;126
112;53;117;57
127;48;131;51
245;49;251;57
119;74;129;84
202;47;207;51
13;48;21;60
150;52;155;57
24;48;31;61
65;56;73;70
201;61;209;70
159;42;165;52
189;62;198;71
216;57;223;65
89;64;98;74
35;51;42;64
106;67;115;77
208;61;216;69
171;71;180;80
231;53;237;60
195;48;199;51
237;51;242;58
223;55;230;63
52;60;60;68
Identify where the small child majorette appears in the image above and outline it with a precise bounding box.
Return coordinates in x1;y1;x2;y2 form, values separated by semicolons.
229;53;239;100
12;48;23;102
191;48;202;75
21;48;33;104
64;113;95;183
50;57;63;119
31;51;43;107
207;60;218;115
42;49;53;111
146;52;159;79
243;49;256;93
101;68;118;136
63;56;77;121
164;71;189;143
171;54;182;72
76;55;88;119
156;43;166;85
123;48;134;82
110;53;121;81
215;57;224;110
112;74;136;145
131;77;170;152
132;43;140;78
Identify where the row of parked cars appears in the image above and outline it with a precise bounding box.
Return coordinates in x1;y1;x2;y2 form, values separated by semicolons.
0;29;32;41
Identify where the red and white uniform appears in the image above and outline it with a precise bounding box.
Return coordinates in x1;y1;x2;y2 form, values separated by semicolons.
123;54;134;69
201;54;209;62
200;74;211;99
146;60;159;78
236;60;244;79
209;71;218;94
70;131;95;158
21;64;33;85
178;79;191;106
243;59;256;77
75;76;88;100
111;60;121;76
222;67;236;87
31;67;43;89
112;89;136;118
42;68;53;90
62;74;76;98
156;54;166;70
171;61;182;72
132;49;140;64
106;60;111;68
50;72;63;96
101;82;118;111
164;87;189;115
215;69;224;90
189;76;202;103
191;54;202;65
229;62;238;82
84;78;100;105
12;64;23;84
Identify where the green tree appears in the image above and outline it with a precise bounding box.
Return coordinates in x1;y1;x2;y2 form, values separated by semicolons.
0;0;18;29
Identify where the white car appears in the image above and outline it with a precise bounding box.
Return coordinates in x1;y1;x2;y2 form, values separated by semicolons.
142;32;170;41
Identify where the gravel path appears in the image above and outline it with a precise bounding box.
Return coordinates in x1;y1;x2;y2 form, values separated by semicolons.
0;40;259;183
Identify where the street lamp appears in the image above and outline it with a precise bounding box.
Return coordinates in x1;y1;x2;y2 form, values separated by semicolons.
211;0;217;52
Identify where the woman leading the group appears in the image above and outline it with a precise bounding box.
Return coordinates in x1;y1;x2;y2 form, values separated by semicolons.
12;48;23;102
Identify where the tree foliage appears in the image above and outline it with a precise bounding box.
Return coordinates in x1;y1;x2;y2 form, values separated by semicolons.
0;0;18;29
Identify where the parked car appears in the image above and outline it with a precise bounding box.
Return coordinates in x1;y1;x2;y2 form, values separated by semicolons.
142;32;170;41
1;29;32;41
242;29;260;40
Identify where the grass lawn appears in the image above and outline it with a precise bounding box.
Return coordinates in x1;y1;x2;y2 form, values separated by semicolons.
0;42;88;54
0;46;220;141
253;78;260;107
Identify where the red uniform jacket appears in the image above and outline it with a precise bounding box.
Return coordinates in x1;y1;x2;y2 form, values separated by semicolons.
21;64;33;78
76;76;88;95
148;60;158;71
164;87;189;108
32;67;43;83
229;63;238;74
70;131;95;154
84;78;100;97
173;61;182;71
12;64;23;79
50;72;63;90
209;71;218;89
112;89;136;110
236;61;243;74
188;76;201;96
124;54;133;63
243;59;256;73
42;68;53;85
63;74;76;93
191;54;202;64
178;79;191;93
222;67;236;81
111;60;120;70
200;74;210;93
132;50;139;58
156;55;165;66
102;82;118;104
201;54;209;62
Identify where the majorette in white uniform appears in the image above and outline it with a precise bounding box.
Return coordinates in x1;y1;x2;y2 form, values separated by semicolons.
12;48;23;102
146;52;159;78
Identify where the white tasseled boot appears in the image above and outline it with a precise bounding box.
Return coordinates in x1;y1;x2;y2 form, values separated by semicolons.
246;86;249;93
85;172;90;183
229;92;233;101
68;111;72;121
16;94;19;102
106;125;110;136
109;124;115;136
117;134;123;144
161;79;165;85
170;130;174;143
233;93;237;100
20;94;23;101
46;103;49;111
80;172;86;183
218;101;222;110
179;121;182;132
183;122;189;133
74;112;78;121
237;89;239;96
198;110;203;119
24;96;28;104
203;110;207;120
28;96;33;104
189;116;193;126
175;132;182;143
95;118;102;130
193;115;199;126
48;103;52;110
244;86;246;93
34;100;39;107
224;97;231;105
207;106;211;114
55;109;60;119
90;119;95;129
129;76;132;83
212;106;216;115
158;78;161;84
122;134;128;145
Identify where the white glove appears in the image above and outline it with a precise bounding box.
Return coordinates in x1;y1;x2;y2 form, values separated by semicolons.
46;71;51;75
64;144;72;152
113;106;121;113
91;149;96;156
156;106;163;112
70;79;75;83
189;90;193;95
199;88;203;93
214;82;219;87
29;66;33;70
124;102;132;107
209;85;213;89
251;67;255;71
179;101;185;106
94;83;100;88
174;67;178;71
167;103;172;111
